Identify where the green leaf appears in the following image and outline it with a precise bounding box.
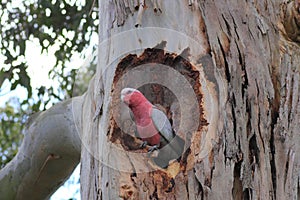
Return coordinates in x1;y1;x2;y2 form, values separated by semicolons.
18;65;32;98
19;40;26;55
11;81;18;90
0;70;9;88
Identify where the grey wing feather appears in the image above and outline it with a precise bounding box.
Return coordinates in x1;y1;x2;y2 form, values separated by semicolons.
151;107;174;144
128;110;139;137
129;109;135;121
151;107;185;168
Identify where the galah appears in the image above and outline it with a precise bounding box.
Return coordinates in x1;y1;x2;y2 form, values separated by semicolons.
121;88;174;152
121;88;185;168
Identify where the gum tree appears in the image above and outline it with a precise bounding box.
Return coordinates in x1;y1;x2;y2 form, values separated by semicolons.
0;0;299;199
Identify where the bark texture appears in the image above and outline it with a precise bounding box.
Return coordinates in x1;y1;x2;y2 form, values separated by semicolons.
80;0;300;199
1;0;298;199
0;97;82;199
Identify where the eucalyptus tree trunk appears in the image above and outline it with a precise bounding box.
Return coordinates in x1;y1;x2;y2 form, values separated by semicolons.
81;0;300;199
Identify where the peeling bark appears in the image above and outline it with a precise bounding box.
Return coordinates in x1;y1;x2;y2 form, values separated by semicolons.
282;0;300;43
79;0;300;199
0;0;298;199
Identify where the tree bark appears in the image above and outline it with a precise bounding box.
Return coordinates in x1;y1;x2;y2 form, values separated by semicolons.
0;97;82;199
81;0;300;199
1;0;299;199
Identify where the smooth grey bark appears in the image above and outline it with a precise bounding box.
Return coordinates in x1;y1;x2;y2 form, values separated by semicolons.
0;0;299;199
80;0;300;199
0;96;83;199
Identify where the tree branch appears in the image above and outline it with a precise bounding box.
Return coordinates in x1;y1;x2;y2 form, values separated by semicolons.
0;96;83;199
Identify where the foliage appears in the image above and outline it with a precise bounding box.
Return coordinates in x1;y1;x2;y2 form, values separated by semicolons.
0;98;25;168
72;49;97;96
0;0;98;169
0;0;98;110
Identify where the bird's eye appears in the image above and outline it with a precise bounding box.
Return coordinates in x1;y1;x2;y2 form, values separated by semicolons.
126;91;132;94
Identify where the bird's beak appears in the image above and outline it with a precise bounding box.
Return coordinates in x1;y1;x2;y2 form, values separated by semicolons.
120;94;125;102
121;94;130;105
121;90;129;105
121;88;137;105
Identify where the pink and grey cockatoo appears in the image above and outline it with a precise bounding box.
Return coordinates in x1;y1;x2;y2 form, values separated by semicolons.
121;88;174;152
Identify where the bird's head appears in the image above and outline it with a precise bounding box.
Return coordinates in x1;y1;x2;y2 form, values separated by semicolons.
121;88;145;107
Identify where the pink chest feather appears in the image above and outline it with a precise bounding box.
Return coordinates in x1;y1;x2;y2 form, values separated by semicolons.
129;92;161;145
136;122;161;145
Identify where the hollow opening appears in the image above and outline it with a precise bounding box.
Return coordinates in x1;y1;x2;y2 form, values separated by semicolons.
110;41;207;169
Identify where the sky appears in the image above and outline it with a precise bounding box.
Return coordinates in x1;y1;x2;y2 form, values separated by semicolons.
0;41;85;199
51;165;81;200
0;39;59;107
1;41;100;199
0;1;99;198
0;32;98;200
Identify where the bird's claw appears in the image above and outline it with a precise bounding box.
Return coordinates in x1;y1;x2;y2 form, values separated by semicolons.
140;141;148;149
148;145;159;153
